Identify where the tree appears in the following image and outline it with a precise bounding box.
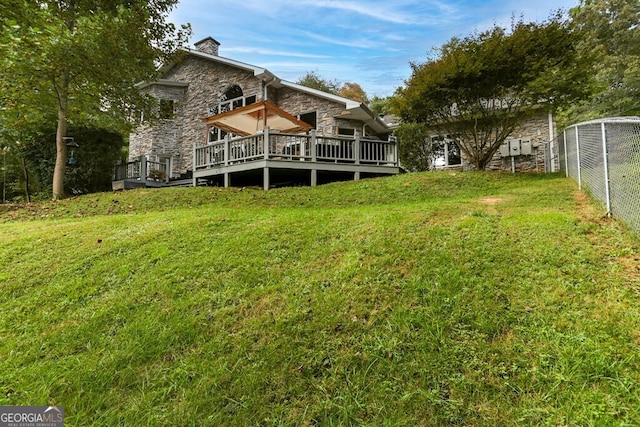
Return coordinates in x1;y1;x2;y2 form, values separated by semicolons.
370;95;393;116
0;132;39;203
393;13;592;170
0;1;190;199
393;123;434;171
23;128;126;196
296;71;341;94
296;72;372;104
560;0;640;125
338;82;369;104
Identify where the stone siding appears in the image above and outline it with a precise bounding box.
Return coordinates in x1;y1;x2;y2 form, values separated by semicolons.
129;120;183;172
194;37;220;56
148;84;187;101
461;110;554;172
276;87;347;136
129;84;186;169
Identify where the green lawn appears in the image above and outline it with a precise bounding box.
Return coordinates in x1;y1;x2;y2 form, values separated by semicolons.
1;172;639;426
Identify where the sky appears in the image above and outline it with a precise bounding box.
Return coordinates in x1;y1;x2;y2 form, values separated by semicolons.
169;0;580;98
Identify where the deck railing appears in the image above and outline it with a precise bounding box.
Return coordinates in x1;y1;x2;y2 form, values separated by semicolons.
114;156;170;182
194;128;398;170
114;161;141;180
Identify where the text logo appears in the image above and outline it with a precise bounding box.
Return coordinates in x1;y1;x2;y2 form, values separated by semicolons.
0;406;64;427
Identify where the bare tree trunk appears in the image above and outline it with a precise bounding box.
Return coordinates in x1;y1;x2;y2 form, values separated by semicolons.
52;106;68;200
52;73;69;200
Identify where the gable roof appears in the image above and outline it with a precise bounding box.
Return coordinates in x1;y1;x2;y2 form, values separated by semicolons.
177;48;276;81
158;46;390;134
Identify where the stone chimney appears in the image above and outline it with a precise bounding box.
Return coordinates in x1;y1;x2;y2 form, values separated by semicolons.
194;37;220;56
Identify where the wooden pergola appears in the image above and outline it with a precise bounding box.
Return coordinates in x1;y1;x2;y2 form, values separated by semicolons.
203;100;313;136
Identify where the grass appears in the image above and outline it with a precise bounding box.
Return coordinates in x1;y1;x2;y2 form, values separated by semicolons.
1;171;640;426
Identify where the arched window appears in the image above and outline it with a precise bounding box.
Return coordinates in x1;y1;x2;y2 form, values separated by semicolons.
218;85;244;114
221;85;243;102
208;85;256;142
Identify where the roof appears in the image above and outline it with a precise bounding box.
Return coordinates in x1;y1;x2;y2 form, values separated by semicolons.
135;79;189;90
161;47;276;82
194;36;220;46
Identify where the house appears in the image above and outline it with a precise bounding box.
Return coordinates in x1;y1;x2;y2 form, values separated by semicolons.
426;108;558;173
114;37;400;190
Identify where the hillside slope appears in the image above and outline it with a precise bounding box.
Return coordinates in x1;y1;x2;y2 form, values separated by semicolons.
1;172;639;426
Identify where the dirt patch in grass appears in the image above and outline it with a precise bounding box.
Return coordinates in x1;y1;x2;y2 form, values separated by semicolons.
574;190;608;223
618;255;640;283
477;196;504;205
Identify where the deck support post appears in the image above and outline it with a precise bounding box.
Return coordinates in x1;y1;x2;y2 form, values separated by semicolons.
263;167;270;190
354;171;360;181
224;172;230;188
311;169;317;187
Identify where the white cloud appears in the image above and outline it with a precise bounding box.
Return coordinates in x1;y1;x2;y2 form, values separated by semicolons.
223;47;330;59
297;31;379;49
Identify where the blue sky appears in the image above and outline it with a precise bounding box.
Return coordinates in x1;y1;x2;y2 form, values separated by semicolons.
169;0;580;97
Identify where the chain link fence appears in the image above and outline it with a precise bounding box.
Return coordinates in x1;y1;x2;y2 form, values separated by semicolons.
557;117;640;234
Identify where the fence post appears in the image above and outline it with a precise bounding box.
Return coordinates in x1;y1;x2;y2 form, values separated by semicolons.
601;122;612;217
575;126;582;190
548;110;556;172
311;129;317;162
563;129;568;177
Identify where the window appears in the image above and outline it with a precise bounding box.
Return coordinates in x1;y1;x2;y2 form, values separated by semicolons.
208;126;218;143
208;127;228;143
299;111;317;129
431;136;461;167
221;85;243;102
337;127;355;136
159;99;174;119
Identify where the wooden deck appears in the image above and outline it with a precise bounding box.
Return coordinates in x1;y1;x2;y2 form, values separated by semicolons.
114;128;400;190
193;128;400;189
113;158;174;190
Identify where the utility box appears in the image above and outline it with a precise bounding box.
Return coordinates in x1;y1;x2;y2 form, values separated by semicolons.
508;139;521;156
500;138;533;157
499;142;510;157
